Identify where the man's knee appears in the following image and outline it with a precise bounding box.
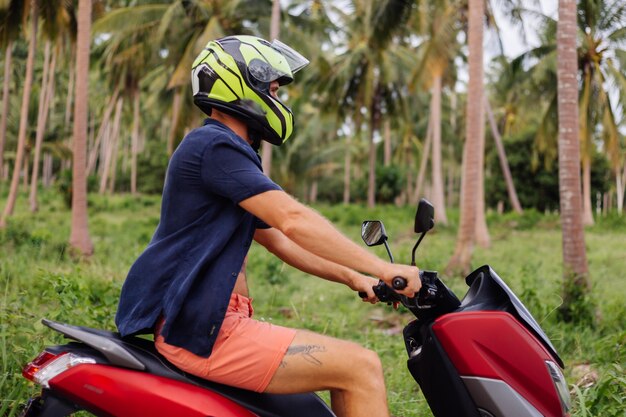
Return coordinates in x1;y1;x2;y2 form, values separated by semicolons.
348;346;385;389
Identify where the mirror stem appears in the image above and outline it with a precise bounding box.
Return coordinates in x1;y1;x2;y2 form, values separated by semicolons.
383;241;395;263
411;232;426;266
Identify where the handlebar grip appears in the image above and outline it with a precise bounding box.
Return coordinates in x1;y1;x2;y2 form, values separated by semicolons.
392;276;407;290
358;291;368;299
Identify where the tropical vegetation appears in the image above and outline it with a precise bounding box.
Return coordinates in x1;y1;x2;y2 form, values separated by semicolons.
0;0;625;415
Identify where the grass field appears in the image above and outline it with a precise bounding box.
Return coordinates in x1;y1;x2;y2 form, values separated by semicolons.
1;190;625;416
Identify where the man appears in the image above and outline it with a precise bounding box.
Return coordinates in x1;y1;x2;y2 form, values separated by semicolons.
116;35;421;417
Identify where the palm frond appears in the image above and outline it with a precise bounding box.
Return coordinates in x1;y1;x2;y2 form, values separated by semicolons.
92;5;167;35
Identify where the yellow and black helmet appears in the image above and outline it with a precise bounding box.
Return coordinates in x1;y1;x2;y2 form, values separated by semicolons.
191;35;309;146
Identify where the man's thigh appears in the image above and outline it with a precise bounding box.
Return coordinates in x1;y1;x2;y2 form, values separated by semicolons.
264;329;375;394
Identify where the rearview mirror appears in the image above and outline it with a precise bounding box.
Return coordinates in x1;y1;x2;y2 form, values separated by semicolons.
361;221;388;247
414;199;435;233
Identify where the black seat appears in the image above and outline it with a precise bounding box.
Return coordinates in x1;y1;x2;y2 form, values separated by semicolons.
45;321;335;417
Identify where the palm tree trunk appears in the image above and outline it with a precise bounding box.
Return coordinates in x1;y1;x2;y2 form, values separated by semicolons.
556;0;589;318
404;132;413;204
30;40;56;212
343;112;361;205
447;155;455;207
0;41;13;180
383;119;391;166
412;117;433;205
367;122;376;208
368;85;383;208
261;0;281;176
88;88;119;175
43;152;53;187
131;90;140;194
485;97;522;213
69;0;94;257
447;0;484;275
0;0;39;228
99;96;123;194
581;155;594;225
431;73;448;225
108;100;123;194
343;133;352;204
617;164;625;215
309;180;318;203
65;47;75;126
23;150;30;188
475;146;490;248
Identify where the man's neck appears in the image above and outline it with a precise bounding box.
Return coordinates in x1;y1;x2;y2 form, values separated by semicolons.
210;110;251;145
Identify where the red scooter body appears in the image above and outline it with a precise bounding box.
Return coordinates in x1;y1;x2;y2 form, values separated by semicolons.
399;265;570;417
49;364;256;417
434;311;562;417
21;320;335;417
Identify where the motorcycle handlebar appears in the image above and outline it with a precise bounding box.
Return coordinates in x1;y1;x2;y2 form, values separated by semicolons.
392;276;407;290
357;276;408;299
359;271;439;309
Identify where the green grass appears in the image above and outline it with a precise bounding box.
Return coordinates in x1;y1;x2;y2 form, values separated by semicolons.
1;190;625;416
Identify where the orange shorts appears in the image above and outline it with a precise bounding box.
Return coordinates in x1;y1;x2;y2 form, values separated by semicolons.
155;293;296;392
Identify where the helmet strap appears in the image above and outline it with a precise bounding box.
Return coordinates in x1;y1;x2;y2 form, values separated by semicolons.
249;129;263;152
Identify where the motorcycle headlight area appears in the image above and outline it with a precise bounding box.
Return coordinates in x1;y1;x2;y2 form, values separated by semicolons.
546;360;571;415
23;351;96;388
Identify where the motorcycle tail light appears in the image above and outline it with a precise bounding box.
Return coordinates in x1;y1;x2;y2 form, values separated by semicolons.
546;360;571;415
23;351;95;388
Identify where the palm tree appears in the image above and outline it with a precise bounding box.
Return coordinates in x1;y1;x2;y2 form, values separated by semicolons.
94;0;268;160
556;0;589;320
29;0;76;211
485;55;531;213
577;0;626;223
512;2;626;222
312;0;414;207
68;0;94;256
29;40;56;211
0;0;38;229
447;0;485;274
484;97;523;213
410;0;464;224
0;0;24;180
260;0;281;177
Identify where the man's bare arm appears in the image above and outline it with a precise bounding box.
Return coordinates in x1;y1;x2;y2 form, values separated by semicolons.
254;228;379;301
240;190;420;297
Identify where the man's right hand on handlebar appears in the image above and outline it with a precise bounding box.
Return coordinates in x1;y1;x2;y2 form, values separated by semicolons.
381;264;421;298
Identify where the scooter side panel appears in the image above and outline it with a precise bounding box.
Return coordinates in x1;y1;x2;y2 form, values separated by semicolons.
49;364;257;417
432;311;562;417
461;377;543;417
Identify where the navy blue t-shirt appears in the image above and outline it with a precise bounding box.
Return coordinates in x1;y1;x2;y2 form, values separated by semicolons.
115;119;281;357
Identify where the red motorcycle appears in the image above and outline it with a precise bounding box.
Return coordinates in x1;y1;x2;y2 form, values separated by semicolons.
21;199;570;417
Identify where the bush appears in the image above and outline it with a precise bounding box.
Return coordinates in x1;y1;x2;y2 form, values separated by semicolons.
571;364;626;417
57;169;99;208
353;165;405;204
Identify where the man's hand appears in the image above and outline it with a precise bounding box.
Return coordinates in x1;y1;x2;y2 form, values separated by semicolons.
349;273;380;304
381;264;421;298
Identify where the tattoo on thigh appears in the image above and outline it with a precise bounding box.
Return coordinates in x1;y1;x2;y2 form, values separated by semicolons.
280;344;327;368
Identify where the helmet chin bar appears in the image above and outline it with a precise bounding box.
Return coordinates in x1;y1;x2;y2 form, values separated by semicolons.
193;95;284;147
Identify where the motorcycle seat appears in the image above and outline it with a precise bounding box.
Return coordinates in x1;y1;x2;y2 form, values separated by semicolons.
43;319;335;417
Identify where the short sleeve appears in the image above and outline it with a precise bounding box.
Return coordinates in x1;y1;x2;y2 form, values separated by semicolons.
255;218;272;229
201;135;282;203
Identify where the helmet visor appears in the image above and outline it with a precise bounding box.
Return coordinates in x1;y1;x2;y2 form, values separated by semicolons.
248;40;310;85
270;39;309;74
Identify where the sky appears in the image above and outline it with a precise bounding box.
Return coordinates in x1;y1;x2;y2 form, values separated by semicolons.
493;0;557;58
